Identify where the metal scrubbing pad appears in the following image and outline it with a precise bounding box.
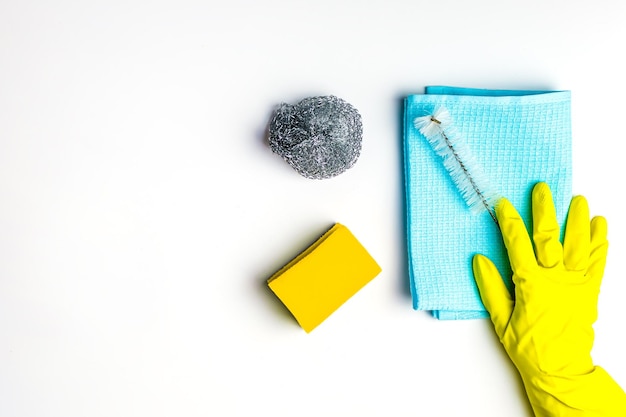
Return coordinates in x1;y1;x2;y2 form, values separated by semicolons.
268;95;362;179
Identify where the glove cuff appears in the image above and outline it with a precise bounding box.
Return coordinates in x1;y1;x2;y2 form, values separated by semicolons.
521;366;626;417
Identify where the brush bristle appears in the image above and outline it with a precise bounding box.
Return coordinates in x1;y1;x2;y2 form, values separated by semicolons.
414;107;500;218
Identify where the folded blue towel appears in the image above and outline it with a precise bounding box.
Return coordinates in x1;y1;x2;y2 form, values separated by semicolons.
403;86;572;319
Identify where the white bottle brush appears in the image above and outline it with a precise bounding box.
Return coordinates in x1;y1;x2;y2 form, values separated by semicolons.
413;107;501;225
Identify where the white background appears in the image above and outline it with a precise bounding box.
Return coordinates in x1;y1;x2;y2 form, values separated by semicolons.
1;1;625;416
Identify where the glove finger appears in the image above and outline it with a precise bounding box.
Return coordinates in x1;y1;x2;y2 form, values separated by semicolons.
532;182;563;268
472;254;513;338
587;215;608;282
563;195;591;271
496;198;538;274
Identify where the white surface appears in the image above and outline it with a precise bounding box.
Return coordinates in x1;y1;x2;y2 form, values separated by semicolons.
1;1;625;416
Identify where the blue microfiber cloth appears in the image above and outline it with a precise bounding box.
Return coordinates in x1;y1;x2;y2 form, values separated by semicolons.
403;86;572;320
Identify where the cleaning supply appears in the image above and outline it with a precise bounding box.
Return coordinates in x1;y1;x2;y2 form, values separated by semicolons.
413;106;501;224
268;96;363;180
267;223;381;333
472;182;626;416
403;86;572;319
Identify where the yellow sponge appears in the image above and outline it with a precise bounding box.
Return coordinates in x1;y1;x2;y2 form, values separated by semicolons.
267;223;382;333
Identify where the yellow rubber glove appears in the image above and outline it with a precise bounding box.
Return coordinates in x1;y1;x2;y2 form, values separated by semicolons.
473;182;626;417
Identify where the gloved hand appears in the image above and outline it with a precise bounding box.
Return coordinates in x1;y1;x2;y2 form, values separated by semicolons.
472;182;626;416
